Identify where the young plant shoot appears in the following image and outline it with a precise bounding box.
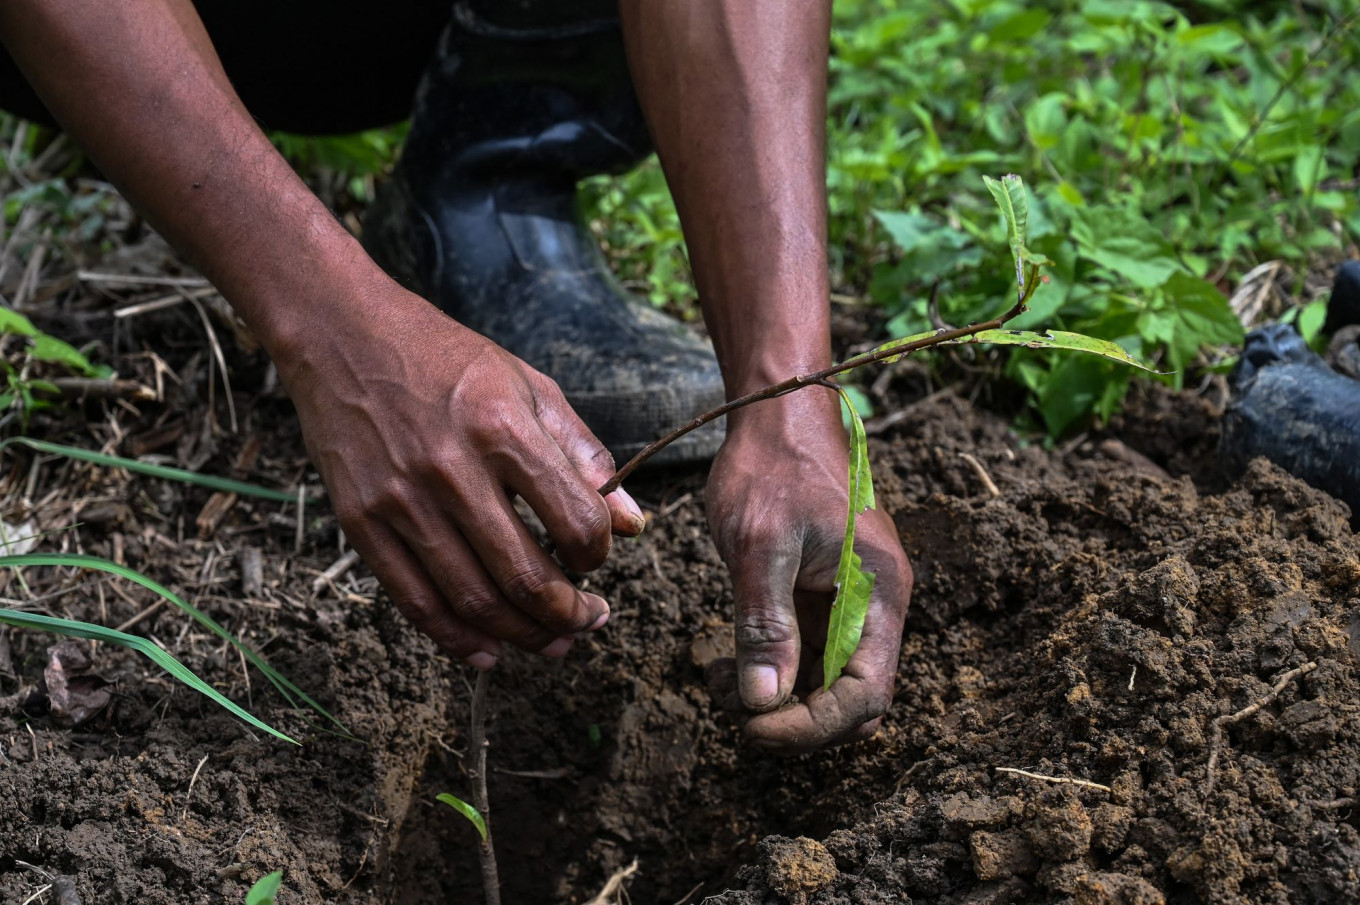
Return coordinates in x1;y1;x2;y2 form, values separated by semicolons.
597;175;1157;685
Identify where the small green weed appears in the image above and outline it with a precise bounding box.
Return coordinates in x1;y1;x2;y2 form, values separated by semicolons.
245;871;283;905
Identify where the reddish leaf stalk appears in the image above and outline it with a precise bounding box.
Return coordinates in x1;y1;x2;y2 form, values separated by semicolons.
597;297;1029;497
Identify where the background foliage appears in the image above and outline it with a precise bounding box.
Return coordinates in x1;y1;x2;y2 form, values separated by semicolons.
586;0;1360;434
3;0;1357;436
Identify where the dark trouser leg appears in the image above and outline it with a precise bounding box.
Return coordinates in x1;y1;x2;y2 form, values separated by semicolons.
0;1;450;134
364;0;725;466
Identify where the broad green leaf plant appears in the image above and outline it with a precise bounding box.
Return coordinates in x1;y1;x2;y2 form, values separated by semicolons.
599;175;1156;684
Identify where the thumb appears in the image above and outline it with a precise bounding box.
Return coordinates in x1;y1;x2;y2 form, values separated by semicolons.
731;543;803;712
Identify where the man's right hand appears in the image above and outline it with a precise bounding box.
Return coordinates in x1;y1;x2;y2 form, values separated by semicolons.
281;284;645;668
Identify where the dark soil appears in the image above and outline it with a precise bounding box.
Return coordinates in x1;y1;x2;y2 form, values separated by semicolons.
2;290;1359;904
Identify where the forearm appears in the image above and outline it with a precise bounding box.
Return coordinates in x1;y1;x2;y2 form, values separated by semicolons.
619;1;834;404
0;0;387;366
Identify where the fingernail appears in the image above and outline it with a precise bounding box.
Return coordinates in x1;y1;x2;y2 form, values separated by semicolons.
467;651;499;671
742;665;779;709
588;608;610;631
614;487;646;531
541;636;574;658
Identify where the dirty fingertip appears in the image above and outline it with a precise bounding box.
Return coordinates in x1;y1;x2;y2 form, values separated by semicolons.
586;603;611;631
467;651;499;671
607;487;646;535
541;636;574;658
741;664;781;710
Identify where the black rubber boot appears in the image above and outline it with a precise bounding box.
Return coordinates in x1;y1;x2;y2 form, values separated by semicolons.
1222;321;1360;525
363;0;725;467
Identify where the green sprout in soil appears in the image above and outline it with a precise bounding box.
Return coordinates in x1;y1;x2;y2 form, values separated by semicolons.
245;870;283;905
599;173;1155;684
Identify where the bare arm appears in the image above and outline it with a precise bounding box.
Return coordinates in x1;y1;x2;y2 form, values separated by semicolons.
620;1;913;752
0;0;643;667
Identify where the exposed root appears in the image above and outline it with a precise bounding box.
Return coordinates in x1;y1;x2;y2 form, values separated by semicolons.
958;452;1001;498
584;859;640;905
1206;661;1318;795
995;766;1112;794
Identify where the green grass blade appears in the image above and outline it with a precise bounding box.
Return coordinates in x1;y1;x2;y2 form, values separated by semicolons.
437;792;488;841
0;437;299;502
0;608;297;745
823;388;877;689
245;870;284;905
0;553;351;737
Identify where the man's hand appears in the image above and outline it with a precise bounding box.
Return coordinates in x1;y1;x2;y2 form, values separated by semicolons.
281;285;645;668
705;391;912;754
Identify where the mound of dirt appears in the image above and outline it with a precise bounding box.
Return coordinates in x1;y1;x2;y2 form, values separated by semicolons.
2;352;1357;904
718;392;1360;905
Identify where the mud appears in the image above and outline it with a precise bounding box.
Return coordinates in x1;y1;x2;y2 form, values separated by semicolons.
2;366;1358;903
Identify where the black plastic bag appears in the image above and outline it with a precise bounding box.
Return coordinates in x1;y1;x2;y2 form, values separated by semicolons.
1223;322;1360;524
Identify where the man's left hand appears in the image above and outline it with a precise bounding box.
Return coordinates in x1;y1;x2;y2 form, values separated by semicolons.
704;389;913;754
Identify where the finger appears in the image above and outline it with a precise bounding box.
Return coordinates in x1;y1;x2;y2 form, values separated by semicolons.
450;483;612;636
536;381;646;538
400;519;571;655
351;524;502;669
501;418;616;573
731;533;804;713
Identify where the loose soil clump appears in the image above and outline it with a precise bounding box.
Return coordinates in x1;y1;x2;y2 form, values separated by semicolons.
1;293;1358;903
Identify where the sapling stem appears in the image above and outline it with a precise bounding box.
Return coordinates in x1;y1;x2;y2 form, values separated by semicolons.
470;669;501;905
597;296;1029;496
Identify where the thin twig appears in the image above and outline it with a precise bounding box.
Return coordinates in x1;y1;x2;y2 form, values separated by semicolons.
311;549;361;594
1206;661;1317;795
77;271;210;288
470;669;501;905
599;296;1031;495
181;753;210;821
188;294;237;434
995;766;1112;794
40;378;157;401
958;452;1001;498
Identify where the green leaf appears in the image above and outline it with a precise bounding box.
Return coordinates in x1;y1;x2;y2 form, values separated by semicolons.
29;335;101;377
437;793;488;841
1070;207;1181;289
868;327;1156;374
982;174;1050;305
983;174;1029;278
1161;272;1245;347
960;329;1159;372
0;552;350;738
0;438;300;503
0;607;297;745
824;388;877;689
0;307;38;337
246;871;284;905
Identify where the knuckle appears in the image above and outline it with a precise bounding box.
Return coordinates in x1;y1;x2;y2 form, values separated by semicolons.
735;607;797;650
560;505;611;567
502;562;554;608
451;586;501;625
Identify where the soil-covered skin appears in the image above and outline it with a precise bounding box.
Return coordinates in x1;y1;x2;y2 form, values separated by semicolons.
2;295;1359;904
